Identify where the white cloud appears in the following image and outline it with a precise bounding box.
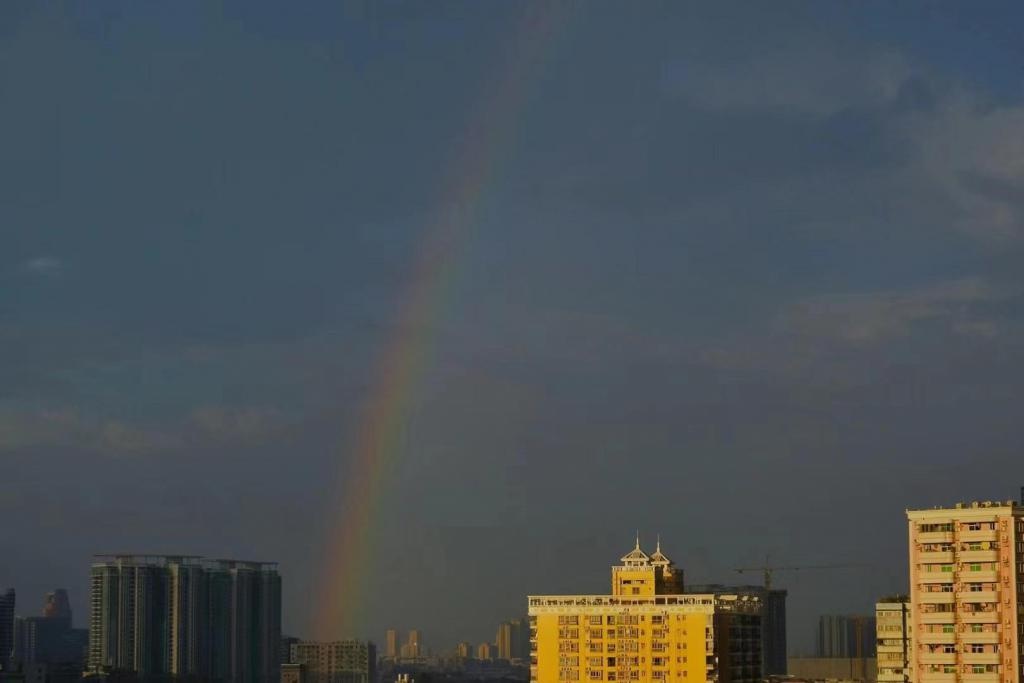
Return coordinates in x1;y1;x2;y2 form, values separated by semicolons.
902;93;1024;241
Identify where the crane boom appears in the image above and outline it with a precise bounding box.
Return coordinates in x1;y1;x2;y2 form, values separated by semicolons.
734;559;860;590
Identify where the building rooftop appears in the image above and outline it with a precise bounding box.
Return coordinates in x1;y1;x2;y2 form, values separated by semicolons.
906;499;1020;513
92;554;279;570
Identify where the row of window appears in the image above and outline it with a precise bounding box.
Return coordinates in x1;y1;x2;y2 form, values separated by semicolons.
556;615;696;626
925;643;999;653
919;603;998;614
918;522;1004;533
560;616;652;626
921;665;1000;674
571;670;692;681
921;582;998;592
921;623;998;633
562;640;693;653
918;562;999;572
920;542;1002;552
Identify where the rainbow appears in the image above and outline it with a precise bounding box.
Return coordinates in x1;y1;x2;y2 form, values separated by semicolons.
313;5;574;640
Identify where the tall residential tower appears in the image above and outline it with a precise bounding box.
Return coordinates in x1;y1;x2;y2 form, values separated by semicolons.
908;500;1024;683
87;554;281;682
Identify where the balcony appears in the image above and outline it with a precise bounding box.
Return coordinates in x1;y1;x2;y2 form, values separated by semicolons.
918;552;956;563
919;612;956;624
918;532;955;544
919;652;957;664
960;611;1001;624
960;571;999;583
917;632;956;644
961;652;1000;665
919;576;955;587
919;592;955;604
956;591;998;603
959;550;999;563
878;645;910;654
960;673;999;683
960;530;998;543
959;631;999;644
918;674;956;683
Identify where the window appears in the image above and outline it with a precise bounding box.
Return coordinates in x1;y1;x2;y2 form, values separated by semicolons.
971;644;984;653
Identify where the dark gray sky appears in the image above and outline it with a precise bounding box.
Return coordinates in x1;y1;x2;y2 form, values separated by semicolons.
4;1;1024;655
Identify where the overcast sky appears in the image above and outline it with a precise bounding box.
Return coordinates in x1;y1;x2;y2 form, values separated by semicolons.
4;1;1024;654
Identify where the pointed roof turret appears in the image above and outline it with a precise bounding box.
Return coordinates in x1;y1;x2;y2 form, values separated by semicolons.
649;535;672;566
620;534;650;565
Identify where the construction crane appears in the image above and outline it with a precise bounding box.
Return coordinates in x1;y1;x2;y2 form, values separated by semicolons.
734;557;861;590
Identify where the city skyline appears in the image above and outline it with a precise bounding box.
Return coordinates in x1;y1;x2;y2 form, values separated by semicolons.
5;0;1024;659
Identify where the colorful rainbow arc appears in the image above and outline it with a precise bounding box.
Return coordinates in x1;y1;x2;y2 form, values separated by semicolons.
313;5;574;640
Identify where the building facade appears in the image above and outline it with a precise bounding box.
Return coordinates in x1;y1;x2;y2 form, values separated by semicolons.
497;622;513;661
816;615;876;659
876;597;912;683
528;539;762;683
87;554;281;682
12;610;87;667
386;629;398;659
0;589;14;669
289;640;376;683
687;585;786;676
908;501;1024;683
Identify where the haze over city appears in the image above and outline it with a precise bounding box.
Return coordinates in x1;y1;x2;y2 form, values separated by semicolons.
4;0;1024;662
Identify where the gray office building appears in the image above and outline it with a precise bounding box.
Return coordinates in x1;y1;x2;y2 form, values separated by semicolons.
686;585;788;675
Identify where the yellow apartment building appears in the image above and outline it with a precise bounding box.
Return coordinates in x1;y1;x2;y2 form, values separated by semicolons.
876;596;912;683
528;539;761;683
907;501;1024;683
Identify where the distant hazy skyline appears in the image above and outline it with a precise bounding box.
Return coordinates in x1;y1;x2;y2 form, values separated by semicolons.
4;2;1024;653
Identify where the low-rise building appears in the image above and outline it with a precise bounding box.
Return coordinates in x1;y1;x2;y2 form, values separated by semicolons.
528;538;762;683
290;640;376;683
876;597;911;683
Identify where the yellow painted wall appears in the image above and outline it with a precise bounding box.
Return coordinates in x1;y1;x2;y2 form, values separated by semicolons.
535;613;561;683
612;568;657;596
531;610;710;683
